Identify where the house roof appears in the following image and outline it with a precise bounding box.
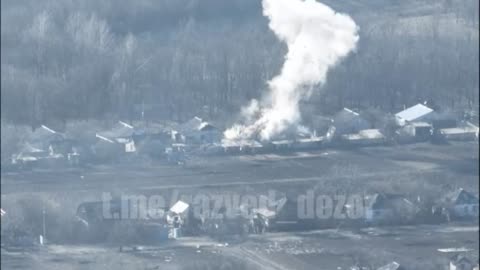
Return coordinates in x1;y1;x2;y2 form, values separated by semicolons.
253;208;276;218
366;193;414;210
342;107;360;116
395;104;433;122
20;143;45;154
377;261;402;270
450;254;473;265
296;137;324;143
271;140;293;145
440;122;479;136
333;108;365;122
342;129;385;140
169;200;189;215
27;125;65;148
182;117;203;131
181;116;218;133
97;121;135;140
440;127;478;135
198;122;217;131
221;139;262;148
442;188;479;205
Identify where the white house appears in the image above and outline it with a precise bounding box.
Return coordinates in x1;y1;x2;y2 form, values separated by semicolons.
395;103;434;126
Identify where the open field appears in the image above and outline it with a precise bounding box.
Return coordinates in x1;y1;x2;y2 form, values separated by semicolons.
1;224;478;270
1;141;478;196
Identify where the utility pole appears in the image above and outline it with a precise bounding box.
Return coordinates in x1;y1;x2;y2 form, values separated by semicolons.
42;205;46;242
142;100;145;123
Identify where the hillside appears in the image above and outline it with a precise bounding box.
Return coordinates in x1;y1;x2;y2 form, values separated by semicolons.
1;0;478;125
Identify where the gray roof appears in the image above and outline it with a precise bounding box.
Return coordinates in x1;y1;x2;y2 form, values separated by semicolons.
442;188;479;206
27;125;65;149
181;116;217;132
366;193;414;210
450;254;473;265
96;121;135;140
395;104;433;122
341;129;385;140
377;262;402;270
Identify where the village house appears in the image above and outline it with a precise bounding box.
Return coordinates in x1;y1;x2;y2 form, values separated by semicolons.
180;116;222;144
340;129;386;146
440;188;479;220
28;125;66;150
394;104;436;142
396;121;433;143
438;121;479;141
309;115;334;136
12;125;80;167
332;108;371;135
292;137;324;150
167;200;190;238
95;121;136;153
395;103;434;126
449;254;476;270
133;123;177;159
364;193;418;225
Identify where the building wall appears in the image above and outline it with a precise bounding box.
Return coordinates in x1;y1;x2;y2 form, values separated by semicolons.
452;204;479;218
187;130;221;144
365;209;394;223
443;132;478;141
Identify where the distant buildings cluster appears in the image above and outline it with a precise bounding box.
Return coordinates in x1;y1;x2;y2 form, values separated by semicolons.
7;104;479;169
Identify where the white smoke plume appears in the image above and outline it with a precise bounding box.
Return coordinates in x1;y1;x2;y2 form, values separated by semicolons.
224;0;359;141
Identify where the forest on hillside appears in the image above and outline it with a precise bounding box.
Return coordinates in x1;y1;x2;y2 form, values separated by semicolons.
1;0;478;127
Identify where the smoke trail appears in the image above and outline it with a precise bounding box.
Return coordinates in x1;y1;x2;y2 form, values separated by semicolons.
225;0;359;141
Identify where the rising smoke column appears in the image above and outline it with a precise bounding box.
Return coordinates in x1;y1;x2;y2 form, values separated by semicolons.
225;0;359;141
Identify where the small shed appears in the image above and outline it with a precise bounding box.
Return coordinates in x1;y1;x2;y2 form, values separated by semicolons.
341;129;386;146
270;140;294;151
396;122;433;142
169;200;190;216
377;261;404;270
440;128;478;141
439;122;479;141
292;137;324;150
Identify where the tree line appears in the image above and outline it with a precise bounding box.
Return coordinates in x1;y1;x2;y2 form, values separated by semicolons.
1;0;478;128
